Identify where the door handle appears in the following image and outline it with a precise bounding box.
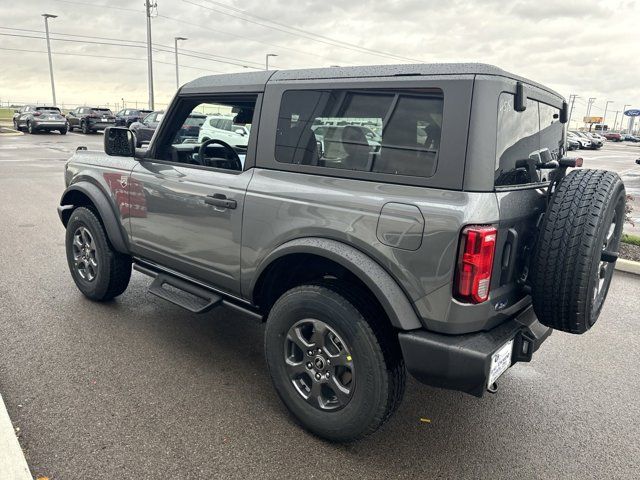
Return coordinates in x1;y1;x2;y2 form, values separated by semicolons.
204;193;237;209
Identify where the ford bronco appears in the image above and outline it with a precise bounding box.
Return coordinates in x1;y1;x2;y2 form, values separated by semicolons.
58;64;626;442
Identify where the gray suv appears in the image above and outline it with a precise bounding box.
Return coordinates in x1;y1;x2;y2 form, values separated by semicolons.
58;64;626;442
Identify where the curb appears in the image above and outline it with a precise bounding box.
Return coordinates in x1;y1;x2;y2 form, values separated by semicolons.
0;394;31;479
615;258;640;275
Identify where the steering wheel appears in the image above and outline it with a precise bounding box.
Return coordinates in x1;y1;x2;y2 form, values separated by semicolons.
198;138;242;171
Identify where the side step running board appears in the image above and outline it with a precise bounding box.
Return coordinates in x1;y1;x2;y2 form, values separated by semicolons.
148;274;222;313
134;263;222;313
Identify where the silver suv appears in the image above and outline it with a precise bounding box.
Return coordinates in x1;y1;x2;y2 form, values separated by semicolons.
58;64;626;442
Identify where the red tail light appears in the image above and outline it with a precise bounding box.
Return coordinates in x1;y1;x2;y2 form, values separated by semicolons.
454;225;497;303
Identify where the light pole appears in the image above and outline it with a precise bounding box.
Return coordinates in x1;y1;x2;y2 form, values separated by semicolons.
602;100;613;131
42;13;57;106
145;0;155;110
174;36;187;89
567;94;578;129
265;53;278;70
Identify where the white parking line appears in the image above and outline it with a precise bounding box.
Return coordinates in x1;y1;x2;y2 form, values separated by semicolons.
0;394;32;480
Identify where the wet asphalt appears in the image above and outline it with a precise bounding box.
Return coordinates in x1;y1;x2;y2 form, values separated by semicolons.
0;131;638;479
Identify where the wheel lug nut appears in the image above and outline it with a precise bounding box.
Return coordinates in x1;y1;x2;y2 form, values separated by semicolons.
306;362;312;369
315;373;321;380
317;348;322;354
325;372;330;378
326;359;331;365
307;350;313;356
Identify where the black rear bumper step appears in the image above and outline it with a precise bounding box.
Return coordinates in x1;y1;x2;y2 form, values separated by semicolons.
134;264;221;313
398;305;551;397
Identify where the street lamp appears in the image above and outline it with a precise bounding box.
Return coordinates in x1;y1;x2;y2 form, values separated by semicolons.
42;13;57;106
602;100;613;132
265;53;278;70
174;36;187;89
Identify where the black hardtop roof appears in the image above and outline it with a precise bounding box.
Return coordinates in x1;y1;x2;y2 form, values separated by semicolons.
181;63;563;99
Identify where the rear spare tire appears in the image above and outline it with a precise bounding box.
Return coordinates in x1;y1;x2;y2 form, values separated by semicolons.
530;169;625;334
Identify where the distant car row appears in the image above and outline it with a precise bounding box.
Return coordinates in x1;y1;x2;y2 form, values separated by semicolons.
11;105;151;135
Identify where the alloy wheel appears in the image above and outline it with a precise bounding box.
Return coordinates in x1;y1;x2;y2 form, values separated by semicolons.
72;226;98;282
284;318;355;411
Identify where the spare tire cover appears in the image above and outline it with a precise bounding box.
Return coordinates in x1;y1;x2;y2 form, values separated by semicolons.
530;169;626;334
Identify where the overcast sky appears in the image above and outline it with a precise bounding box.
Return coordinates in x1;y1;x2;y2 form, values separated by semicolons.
1;0;639;128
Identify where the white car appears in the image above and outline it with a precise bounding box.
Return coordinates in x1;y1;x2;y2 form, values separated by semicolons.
198;115;250;148
567;131;591;149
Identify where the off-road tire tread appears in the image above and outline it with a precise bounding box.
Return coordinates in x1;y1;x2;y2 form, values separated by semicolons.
266;283;405;442
67;207;131;300
530;169;624;333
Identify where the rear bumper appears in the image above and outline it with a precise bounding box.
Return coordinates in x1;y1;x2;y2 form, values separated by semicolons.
398;305;551;397
33;121;66;129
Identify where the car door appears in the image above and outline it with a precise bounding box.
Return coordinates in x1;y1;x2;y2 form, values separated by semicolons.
138;112;160;144
128;95;260;295
18;106;30;127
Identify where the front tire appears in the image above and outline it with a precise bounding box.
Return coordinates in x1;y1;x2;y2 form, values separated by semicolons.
59;128;67;135
265;284;405;442
65;207;132;301
81;120;90;134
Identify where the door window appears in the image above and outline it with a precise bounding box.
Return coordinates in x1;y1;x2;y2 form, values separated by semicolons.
154;96;257;172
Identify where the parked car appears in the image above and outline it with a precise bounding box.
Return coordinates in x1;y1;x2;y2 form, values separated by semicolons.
66;107;116;134
585;132;604;148
622;134;640;142
566;136;580;151
130;111;206;147
129;110;164;147
198;114;251;148
571;131;601;149
12;105;67;134
567;131;591;149
603;132;623;141
57;64;625;442
114;108;153;127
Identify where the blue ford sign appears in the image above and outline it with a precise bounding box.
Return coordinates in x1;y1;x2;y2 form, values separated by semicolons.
624;109;640;116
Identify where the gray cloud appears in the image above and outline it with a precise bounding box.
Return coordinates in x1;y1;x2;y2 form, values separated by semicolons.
1;0;638;126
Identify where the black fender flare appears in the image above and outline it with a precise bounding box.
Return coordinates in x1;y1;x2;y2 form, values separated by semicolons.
58;181;129;254
250;238;423;331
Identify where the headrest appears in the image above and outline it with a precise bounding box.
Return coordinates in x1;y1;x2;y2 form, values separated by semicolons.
233;108;254;125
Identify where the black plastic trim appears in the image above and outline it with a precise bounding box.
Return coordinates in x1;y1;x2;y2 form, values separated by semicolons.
398;305;551;397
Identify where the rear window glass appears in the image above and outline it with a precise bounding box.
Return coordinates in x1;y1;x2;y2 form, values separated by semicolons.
92;108;112;115
275;89;443;178
496;93;563;187
36;106;60;112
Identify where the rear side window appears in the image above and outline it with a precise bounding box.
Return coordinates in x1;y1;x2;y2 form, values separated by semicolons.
275;89;443;178
496;93;563;187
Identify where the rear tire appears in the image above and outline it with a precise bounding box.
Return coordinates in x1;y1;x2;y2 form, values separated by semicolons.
81;120;90;134
27;121;36;134
265;283;405;442
530;169;625;334
65;207;132;301
59;128;67;135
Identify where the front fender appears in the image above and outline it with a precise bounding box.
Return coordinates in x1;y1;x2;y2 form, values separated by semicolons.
250;238;423;331
58;181;129;254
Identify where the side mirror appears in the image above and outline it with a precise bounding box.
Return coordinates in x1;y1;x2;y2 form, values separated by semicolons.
234;128;245;135
14;109;19;113
560;101;569;123
514;82;527;112
104;127;136;157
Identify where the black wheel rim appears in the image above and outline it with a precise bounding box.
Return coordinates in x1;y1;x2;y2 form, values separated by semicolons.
72;226;98;282
592;212;621;318
284;319;355;411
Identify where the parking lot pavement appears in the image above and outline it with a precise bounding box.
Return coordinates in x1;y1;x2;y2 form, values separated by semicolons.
577;142;640;234
0;134;639;479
